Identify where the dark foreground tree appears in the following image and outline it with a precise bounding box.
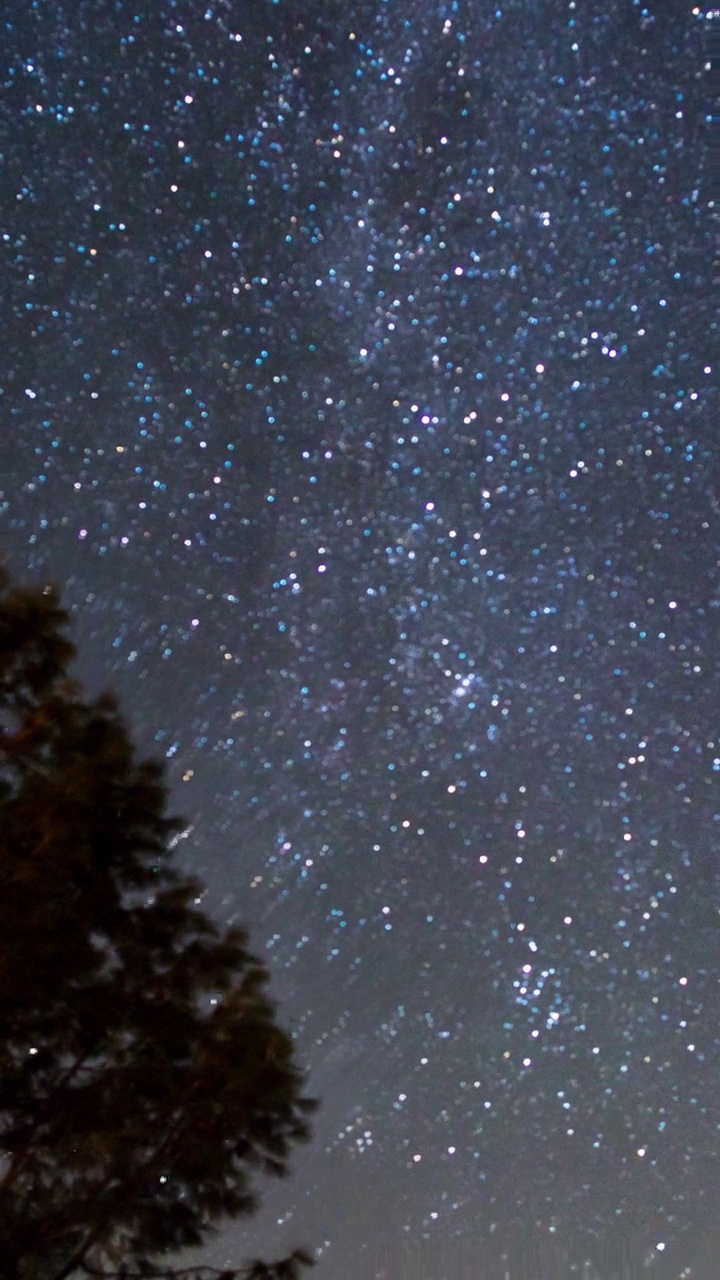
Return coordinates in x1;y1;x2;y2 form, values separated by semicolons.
0;566;316;1280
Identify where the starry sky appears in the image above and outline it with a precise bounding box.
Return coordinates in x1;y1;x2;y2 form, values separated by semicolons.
2;1;718;1277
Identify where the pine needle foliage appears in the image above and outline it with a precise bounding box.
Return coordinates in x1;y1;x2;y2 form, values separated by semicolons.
0;566;316;1280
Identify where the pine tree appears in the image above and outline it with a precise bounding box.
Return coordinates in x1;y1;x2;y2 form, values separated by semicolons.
0;565;316;1280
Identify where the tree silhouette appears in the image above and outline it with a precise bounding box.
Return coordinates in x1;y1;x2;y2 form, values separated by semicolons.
0;565;316;1280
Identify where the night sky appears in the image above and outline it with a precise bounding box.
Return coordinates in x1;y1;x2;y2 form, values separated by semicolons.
2;2;718;1277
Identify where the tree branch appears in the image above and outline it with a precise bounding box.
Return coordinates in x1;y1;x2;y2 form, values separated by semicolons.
0;1049;100;1204
80;1248;315;1280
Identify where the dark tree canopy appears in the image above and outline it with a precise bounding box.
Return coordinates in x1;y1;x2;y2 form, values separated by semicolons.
0;565;316;1280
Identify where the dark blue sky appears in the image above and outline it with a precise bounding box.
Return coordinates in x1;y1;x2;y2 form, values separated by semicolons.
2;2;717;1276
